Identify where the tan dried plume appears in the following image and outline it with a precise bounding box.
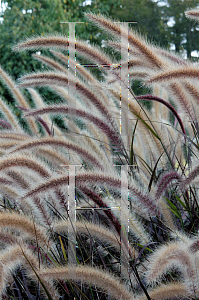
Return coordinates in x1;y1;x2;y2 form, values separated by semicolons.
145;242;197;288
14;35;111;65
32;53;67;73
23;105;121;145
0;212;50;247
18;71;115;126
9;137;103;169
27;88;62;137
0;66;38;134
146;66;199;84
0;154;50;178
0;244;59;299
185;8;199;21
36;265;135;300
138;282;190;300
54;219;137;256
50;49;96;83
6;169;30;189
0;99;20;130
85;13;164;68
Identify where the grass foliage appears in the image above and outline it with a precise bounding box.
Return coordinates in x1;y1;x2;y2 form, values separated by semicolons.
0;8;199;300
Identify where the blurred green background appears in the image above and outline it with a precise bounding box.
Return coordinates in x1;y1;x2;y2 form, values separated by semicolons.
0;0;198;104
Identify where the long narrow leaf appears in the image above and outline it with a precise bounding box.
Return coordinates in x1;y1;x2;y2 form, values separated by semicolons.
148;154;163;192
20;248;54;300
130;118;139;166
132;111;161;141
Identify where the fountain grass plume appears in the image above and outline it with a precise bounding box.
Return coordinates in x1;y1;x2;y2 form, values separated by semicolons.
18;71;117;128
0;154;50;178
179;162;199;190
146;66;199;84
0;139;26;149
0;132;29;140
0;244;59;299
137;282;190;300
23;105;121;145
158;198;176;230
32;54;67;73
0;176;14;186
0;231;18;245
0;99;21;130
53;219;138;257
0;66;38;134
185;9;199;21
14;35;111;65
85;13;164;68
35;265;135;300
36;146;70;166
155;171;182;200
27;88;60;136
129;70;150;80
156;48;188;66
50;49;96;82
0;245;39;298
7;169;30;189
33;196;52;226
20;172;160;217
9;137;103;169
184;81;199;106
2;8;199;299
145;242;197;286
169;82;195;121
0;212;50;247
0;119;12;129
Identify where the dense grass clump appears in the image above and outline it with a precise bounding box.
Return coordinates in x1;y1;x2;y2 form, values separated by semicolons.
0;8;199;300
